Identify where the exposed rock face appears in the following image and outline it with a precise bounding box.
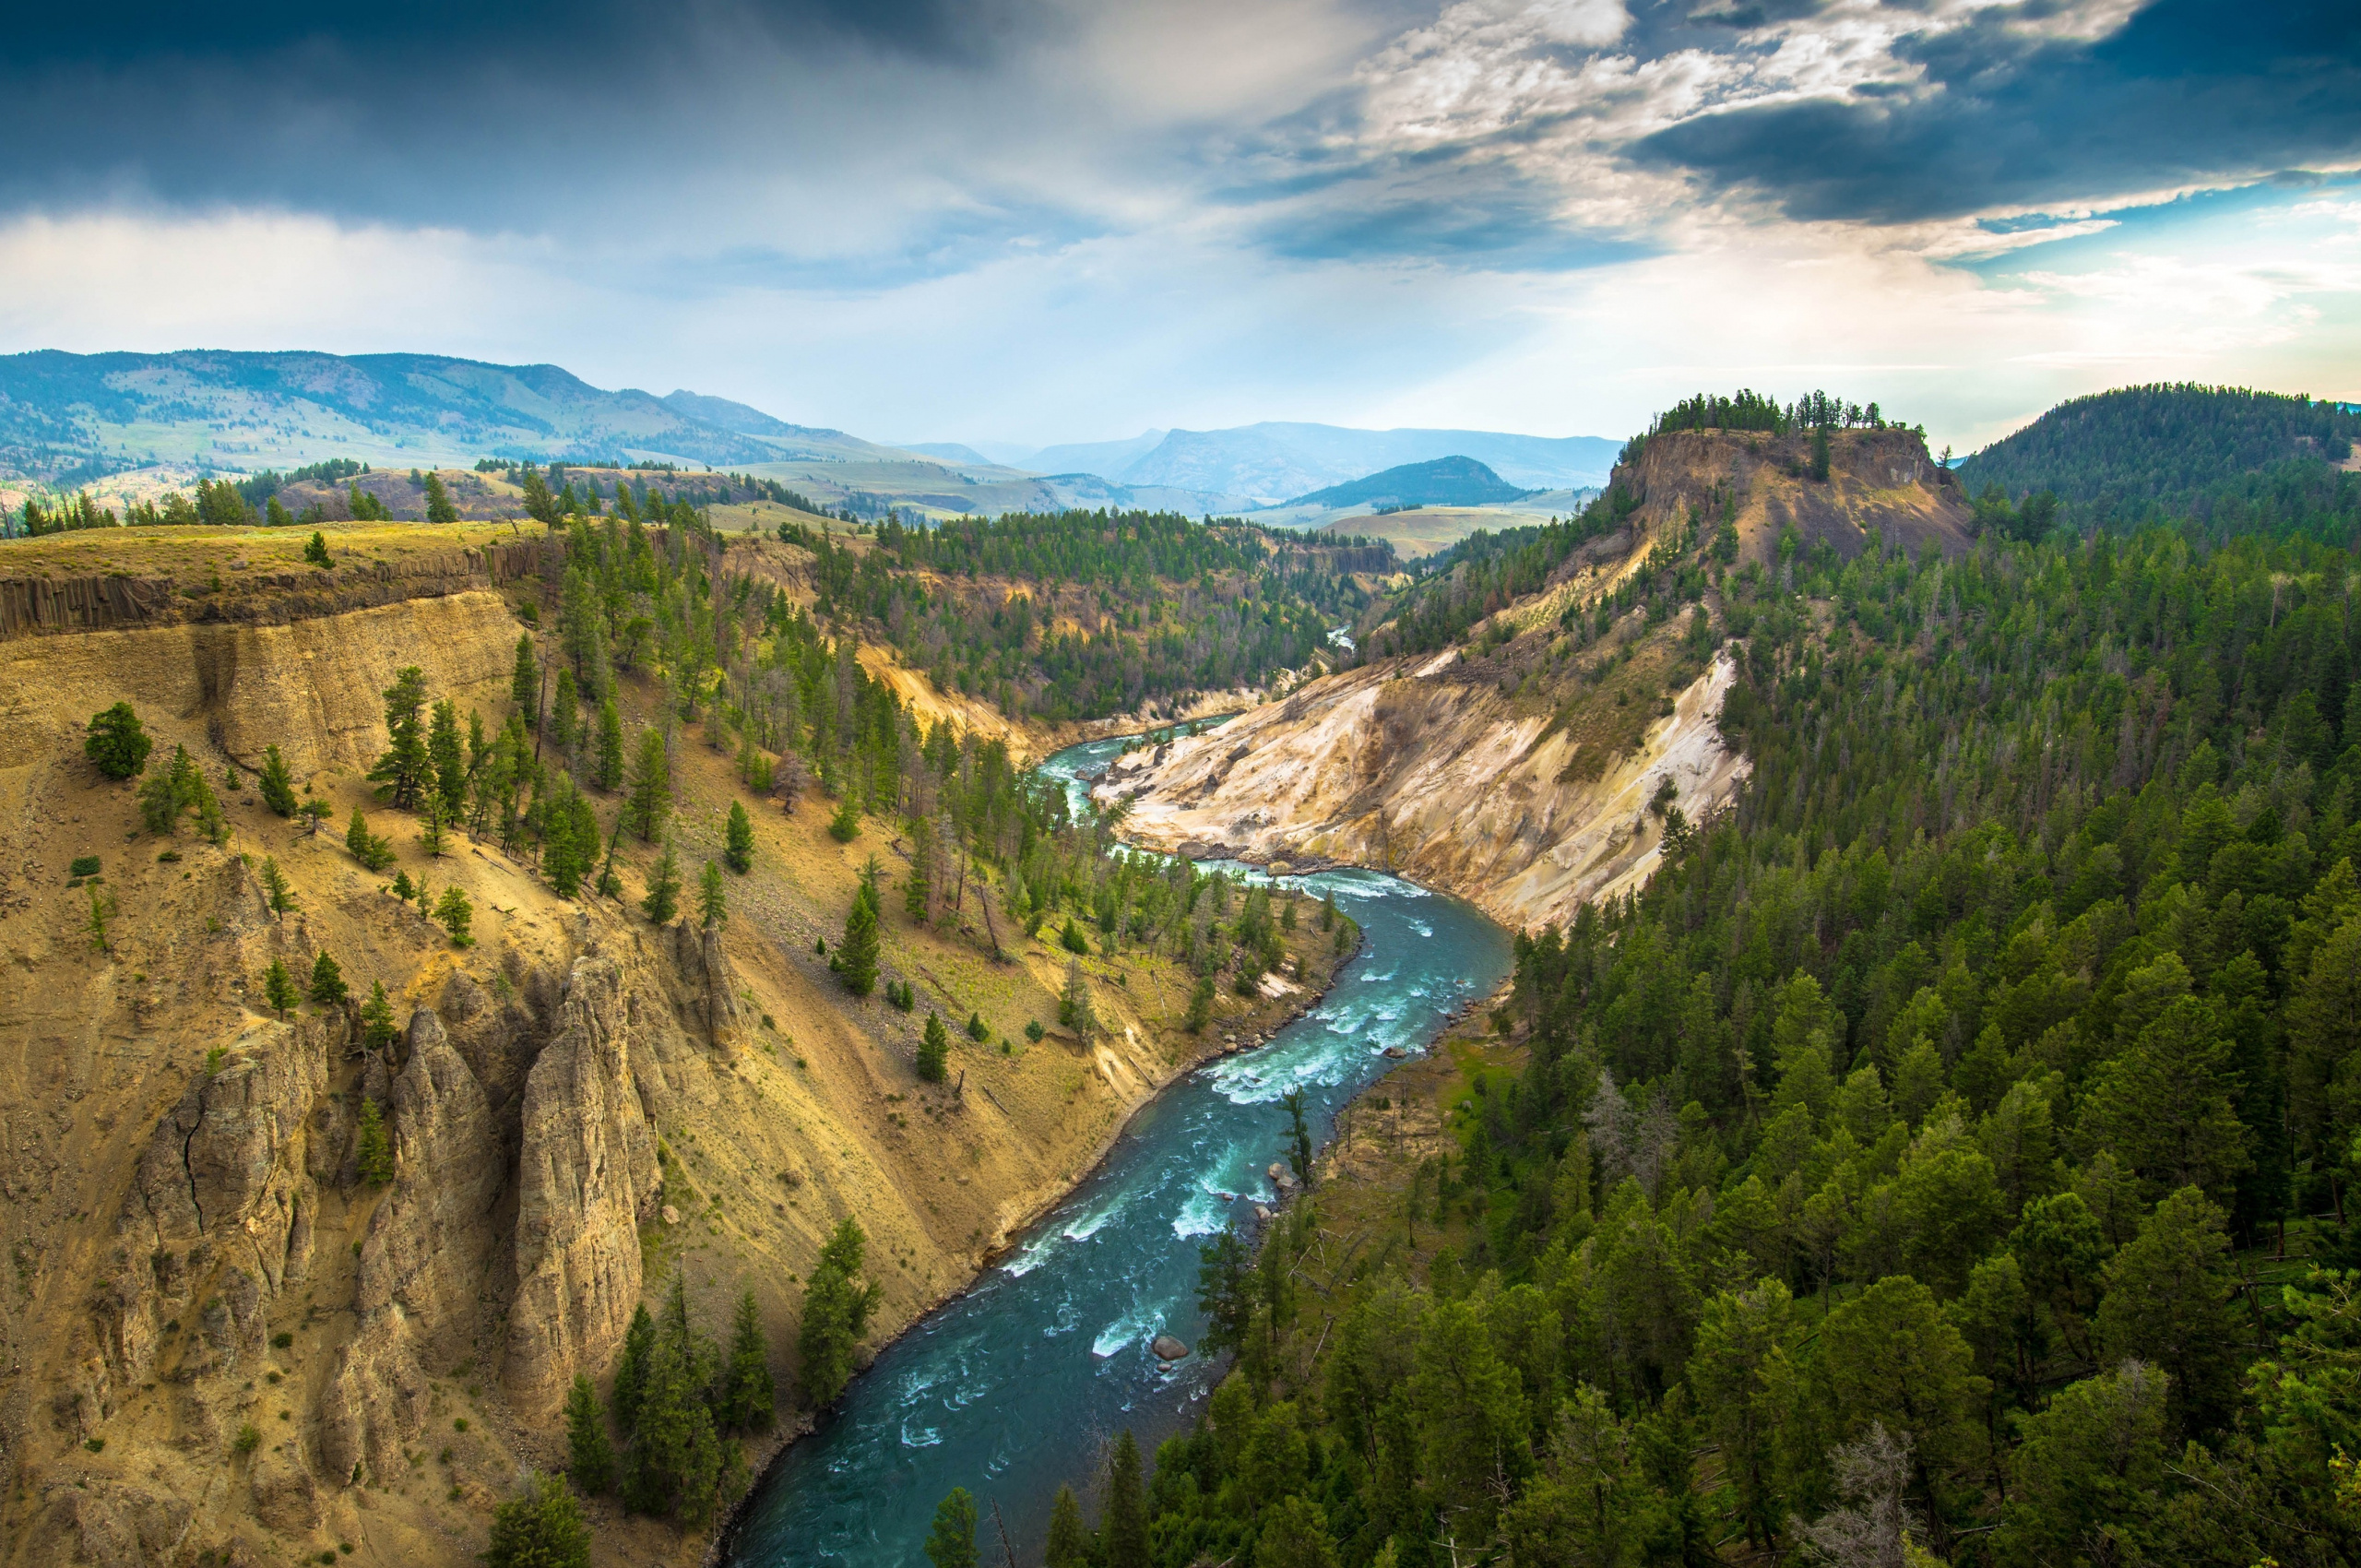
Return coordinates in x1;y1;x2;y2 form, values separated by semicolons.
320;1007;504;1484
504;956;662;1417
16;1477;195;1568
105;1021;326;1388
1618;426;1973;568
673;919;750;1055
0;588;524;777
1102;653;1749;931
364;1010;504;1359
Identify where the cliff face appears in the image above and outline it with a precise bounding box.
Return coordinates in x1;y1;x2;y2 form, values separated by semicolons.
0;565;1327;1567
0;588;525;779
1100;647;1748;932
1096;426;1955;932
1619;425;1973;565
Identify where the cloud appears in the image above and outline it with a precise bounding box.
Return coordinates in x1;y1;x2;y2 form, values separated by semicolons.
0;0;2357;454
1631;0;2361;223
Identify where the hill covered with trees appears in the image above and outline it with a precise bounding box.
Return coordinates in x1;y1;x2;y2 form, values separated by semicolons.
1020;391;2361;1568
1282;456;1531;512
1957;384;2361;538
786;509;1383;724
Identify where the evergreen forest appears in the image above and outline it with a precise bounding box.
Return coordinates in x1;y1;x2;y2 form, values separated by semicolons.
1027;399;2361;1568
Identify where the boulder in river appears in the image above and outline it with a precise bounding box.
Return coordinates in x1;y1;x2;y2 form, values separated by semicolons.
1152;1336;1190;1361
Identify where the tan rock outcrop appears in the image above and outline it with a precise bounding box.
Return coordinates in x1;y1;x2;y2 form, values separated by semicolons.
106;1021;325;1386
1100;652;1748;932
504;956;661;1417
319;1006;502;1484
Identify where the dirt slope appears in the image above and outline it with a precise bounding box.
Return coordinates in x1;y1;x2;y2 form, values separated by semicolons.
0;560;1333;1568
1093;424;1966;932
1098;645;1746;932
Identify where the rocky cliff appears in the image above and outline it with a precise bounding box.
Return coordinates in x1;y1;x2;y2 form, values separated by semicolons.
1096;425;1969;931
0;560;1324;1567
1100;647;1747;932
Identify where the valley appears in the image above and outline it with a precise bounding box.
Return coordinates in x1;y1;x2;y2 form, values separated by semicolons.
3;383;2359;1568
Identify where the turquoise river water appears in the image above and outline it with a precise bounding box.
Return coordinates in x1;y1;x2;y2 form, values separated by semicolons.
727;731;1513;1566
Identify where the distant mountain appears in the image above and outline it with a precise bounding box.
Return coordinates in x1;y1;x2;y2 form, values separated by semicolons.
658;387;806;438
1956;384;2361;513
1020;430;1172;479
0;349;904;488
1284;456;1529;511
1013;422;1613;504
899;442;997;467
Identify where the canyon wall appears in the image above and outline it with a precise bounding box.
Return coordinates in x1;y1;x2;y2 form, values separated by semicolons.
0;570;1308;1567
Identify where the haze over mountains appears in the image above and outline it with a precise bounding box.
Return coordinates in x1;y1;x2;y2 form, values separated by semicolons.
0;349;1614;523
918;422;1618;505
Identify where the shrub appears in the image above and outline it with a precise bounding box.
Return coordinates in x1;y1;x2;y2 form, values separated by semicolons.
84;703;151;779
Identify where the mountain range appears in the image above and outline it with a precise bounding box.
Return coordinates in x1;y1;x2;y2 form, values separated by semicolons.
0;348;1616;522
918;422;1618;505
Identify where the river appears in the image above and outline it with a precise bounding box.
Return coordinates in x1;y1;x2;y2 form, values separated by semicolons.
726;731;1513;1567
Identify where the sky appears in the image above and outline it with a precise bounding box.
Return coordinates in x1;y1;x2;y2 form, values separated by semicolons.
0;0;2356;456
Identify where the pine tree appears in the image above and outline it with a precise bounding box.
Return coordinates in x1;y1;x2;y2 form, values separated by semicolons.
262;956;299;1016
303;529;333;567
838;894;881;996
595;695;625;790
1103;1430;1149;1568
966;1010;988;1041
797;1218;876;1408
367;667;433;809
551;667;578;754
919;1012;951;1082
355;1097;394;1185
924;1487;979;1568
482;1471;591;1568
1185;973;1216;1033
423;471;460;525
360;980;398;1053
717;1287;775;1433
512;633;540;724
827;793;860;843
1044;1486;1091;1568
612;1304;657;1434
642;839;682;925
626;730;671;841
257;744;298;816
2096;1186;2239;1434
699;861;728;929
419;794;448;857
309;950;347;1006
138;744;206;836
429;698;466;814
345;806;391;871
433;885;474;946
260;855;296;916
622;1283;729;1525
564;1373;614;1495
83;702;152;780
1060;959;1097;1038
724;801;754;873
907;815;936;922
1281;1087;1312;1186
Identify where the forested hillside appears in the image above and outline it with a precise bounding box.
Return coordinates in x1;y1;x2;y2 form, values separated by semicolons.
786;510;1382;723
1028;401;2361;1568
1957;384;2361;539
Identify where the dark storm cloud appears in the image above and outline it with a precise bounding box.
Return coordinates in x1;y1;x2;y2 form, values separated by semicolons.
1630;0;2361;222
0;0;1041;228
9;0;1015;65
